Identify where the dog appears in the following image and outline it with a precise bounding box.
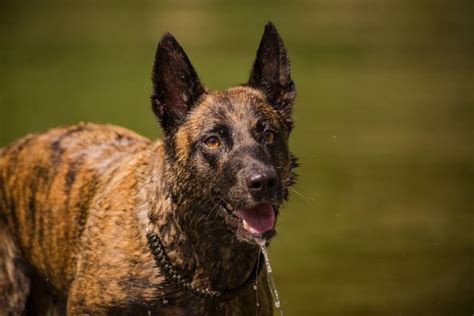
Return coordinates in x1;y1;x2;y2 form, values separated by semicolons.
0;21;297;315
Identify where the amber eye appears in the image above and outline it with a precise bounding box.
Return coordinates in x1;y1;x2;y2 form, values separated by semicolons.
204;136;221;149
263;130;275;144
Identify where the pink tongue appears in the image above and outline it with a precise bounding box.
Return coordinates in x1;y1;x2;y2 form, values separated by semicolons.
234;203;275;234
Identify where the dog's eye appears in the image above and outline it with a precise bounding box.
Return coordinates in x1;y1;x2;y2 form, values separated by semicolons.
263;130;275;144
204;136;221;149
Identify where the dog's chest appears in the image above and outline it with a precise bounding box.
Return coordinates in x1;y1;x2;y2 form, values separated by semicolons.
103;294;262;316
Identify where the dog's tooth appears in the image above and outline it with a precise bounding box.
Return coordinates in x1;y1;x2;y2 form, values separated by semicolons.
220;203;229;213
242;220;259;235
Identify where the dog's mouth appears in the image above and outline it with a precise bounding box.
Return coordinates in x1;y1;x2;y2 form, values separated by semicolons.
220;200;277;240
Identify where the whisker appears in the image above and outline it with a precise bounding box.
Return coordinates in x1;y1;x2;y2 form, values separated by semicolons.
205;197;224;221
288;187;313;206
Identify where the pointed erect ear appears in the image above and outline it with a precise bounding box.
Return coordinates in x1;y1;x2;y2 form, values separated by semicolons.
151;33;205;134
248;22;296;129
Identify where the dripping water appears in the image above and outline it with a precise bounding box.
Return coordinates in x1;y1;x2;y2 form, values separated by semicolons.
254;247;261;316
257;239;283;316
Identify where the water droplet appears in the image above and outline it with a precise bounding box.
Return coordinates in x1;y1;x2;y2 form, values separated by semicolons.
258;240;283;316
253;284;258;290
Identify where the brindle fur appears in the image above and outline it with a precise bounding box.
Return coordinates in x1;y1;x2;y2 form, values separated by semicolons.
0;22;296;315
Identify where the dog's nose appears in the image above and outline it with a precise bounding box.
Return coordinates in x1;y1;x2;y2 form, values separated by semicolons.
247;170;277;197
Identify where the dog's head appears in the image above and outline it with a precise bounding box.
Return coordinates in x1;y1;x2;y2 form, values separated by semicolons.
151;22;297;243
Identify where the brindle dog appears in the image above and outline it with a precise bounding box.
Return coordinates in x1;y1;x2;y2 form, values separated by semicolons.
0;22;297;315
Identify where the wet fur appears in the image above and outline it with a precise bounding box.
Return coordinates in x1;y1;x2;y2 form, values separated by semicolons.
0;22;296;315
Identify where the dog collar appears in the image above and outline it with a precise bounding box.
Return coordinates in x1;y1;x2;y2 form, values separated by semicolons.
146;223;264;299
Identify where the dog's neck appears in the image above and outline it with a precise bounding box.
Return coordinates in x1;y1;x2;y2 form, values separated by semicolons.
141;142;260;294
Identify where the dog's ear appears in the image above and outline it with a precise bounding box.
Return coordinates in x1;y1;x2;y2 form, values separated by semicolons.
151;33;205;134
248;22;296;129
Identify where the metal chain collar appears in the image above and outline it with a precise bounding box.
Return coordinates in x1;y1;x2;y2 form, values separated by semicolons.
146;223;264;299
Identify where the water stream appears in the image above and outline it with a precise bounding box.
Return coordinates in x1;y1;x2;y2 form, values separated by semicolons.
257;240;283;316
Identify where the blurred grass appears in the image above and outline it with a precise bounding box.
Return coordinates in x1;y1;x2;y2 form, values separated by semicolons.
1;0;473;315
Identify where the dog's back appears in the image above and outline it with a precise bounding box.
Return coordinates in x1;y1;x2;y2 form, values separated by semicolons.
0;123;151;291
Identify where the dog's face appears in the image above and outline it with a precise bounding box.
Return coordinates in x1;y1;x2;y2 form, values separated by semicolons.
173;88;295;241
151;22;296;243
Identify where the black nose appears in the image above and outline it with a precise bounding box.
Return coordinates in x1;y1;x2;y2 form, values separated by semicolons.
247;170;277;197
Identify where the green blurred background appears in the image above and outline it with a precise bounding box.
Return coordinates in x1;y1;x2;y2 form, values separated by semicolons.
1;0;473;314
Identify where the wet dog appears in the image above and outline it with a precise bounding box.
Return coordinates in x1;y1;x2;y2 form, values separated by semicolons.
0;22;297;315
